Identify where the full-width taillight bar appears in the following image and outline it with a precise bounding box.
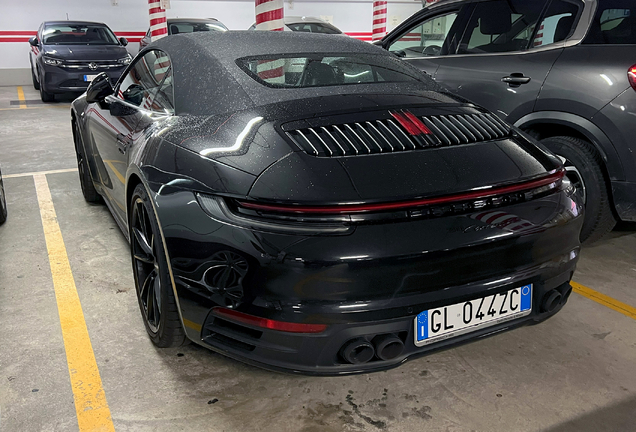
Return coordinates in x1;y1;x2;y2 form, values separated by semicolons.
238;169;565;215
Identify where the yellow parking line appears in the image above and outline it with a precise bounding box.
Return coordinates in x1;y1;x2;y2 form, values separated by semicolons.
34;174;115;432
572;281;636;320
103;160;125;184
16;86;27;109
4;168;78;179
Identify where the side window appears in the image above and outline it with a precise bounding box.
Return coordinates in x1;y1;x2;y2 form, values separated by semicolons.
533;0;582;47
117;50;171;112
151;66;174;114
388;12;459;58
459;0;548;54
583;0;636;45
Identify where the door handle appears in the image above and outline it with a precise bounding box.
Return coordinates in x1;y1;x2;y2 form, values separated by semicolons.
501;73;531;87
116;134;130;154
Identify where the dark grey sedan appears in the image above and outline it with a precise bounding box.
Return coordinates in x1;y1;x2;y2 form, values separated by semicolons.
380;0;636;243
29;21;131;102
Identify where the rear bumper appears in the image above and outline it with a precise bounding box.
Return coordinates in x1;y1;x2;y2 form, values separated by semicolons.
198;272;575;375
153;183;583;374
40;64;125;93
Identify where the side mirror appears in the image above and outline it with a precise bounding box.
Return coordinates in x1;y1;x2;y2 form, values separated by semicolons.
392;50;406;58
119;37;128;46
86;73;114;103
29;36;39;47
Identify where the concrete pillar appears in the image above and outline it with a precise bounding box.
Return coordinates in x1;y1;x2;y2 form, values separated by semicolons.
148;0;168;42
372;1;388;42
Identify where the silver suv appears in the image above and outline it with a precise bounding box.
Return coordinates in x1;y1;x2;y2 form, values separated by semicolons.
380;0;636;242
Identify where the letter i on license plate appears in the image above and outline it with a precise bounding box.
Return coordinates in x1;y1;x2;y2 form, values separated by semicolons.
414;284;532;347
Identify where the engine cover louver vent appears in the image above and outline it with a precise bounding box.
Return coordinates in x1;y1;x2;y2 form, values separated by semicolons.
285;113;511;157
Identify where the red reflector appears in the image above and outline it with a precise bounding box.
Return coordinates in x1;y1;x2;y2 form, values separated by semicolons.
238;169;565;215
213;307;328;333
402;111;432;135
629;65;636;91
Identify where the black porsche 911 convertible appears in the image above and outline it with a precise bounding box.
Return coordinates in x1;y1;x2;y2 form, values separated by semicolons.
70;31;583;374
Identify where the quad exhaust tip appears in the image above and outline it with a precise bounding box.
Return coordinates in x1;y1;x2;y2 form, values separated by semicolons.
340;339;375;364
541;290;563;313
373;334;405;361
340;334;405;364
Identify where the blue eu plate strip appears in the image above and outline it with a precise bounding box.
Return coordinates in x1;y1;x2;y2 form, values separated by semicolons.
416;311;428;342
520;284;532;311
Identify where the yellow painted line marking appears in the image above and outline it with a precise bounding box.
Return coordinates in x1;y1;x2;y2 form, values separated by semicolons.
4;168;78;179
0;105;69;111
16;86;27;109
103;160;125;185
34;174;115;432
183;318;203;332
572;281;636;320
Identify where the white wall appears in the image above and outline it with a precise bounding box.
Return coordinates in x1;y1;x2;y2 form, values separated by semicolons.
0;0;423;70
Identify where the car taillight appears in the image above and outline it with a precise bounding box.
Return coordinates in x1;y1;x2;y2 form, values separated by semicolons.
212;307;328;333
237;169;565;215
629;65;636;91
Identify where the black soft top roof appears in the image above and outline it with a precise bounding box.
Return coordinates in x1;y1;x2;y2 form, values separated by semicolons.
147;31;434;116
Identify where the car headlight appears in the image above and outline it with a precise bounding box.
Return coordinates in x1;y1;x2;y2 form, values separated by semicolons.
43;57;62;66
118;55;132;65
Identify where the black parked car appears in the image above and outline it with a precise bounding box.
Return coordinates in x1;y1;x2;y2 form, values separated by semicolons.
71;32;582;375
138;18;228;52
29;21;132;102
380;0;636;242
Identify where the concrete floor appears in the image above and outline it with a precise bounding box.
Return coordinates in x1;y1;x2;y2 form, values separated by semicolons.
0;85;635;432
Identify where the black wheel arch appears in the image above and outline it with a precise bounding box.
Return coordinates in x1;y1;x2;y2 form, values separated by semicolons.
514;111;624;182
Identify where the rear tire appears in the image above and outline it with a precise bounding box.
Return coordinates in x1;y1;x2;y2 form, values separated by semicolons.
39;73;54;102
31;66;40;90
130;184;188;348
0;177;7;225
73;123;101;203
541;136;616;243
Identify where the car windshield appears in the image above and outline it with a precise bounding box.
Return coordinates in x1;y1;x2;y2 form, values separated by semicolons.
42;24;119;45
168;22;228;34
238;53;423;88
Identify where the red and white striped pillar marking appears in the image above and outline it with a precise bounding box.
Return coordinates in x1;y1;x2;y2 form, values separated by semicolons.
372;1;388;42
255;0;285;84
148;0;168;42
534;23;545;47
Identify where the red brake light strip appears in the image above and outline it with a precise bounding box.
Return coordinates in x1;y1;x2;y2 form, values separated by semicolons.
213;307;328;333
239;169;565;215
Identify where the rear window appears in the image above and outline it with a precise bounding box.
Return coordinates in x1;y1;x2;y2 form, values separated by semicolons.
42;24;118;45
168;21;227;35
237;54;423;88
584;0;636;44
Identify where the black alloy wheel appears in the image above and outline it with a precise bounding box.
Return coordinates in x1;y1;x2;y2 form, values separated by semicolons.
541;136;616;243
0;176;7;225
73;123;101;203
130;184;187;347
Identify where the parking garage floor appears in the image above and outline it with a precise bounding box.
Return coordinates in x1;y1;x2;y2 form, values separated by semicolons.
0;85;635;432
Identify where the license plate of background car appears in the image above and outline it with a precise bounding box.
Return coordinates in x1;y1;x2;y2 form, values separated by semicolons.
414;285;532;347
84;75;98;82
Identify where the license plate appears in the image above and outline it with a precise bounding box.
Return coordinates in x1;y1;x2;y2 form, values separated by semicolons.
84;75;98;82
414;284;532;347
